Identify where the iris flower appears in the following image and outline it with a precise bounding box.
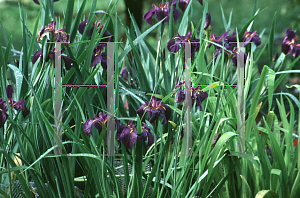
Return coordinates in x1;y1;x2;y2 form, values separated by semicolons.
136;96;171;125
242;30;261;46
143;2;180;26
209;30;230;48
0;85;30;127
37;21;70;47
116;121;153;149
167;32;200;57
204;13;212;31
173;81;208;111
83;112;108;138
91;44;107;69
6;85;30;117
78;20;113;42
281;28;300;59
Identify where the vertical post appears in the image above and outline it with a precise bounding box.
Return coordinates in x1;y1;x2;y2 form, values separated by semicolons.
107;42;115;156
54;42;62;156
183;42;192;156
236;42;245;154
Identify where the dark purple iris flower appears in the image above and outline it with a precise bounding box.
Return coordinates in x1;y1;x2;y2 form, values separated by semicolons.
91;44;107;69
6;85;30;117
83;112;108;137
78;20;113;42
32;49;73;70
116;121;154;149
204;13;212;31
242;31;261;46
172;0;203;12
209;30;230;48
37;21;70;47
0;85;30;127
173;81;208;111
143;2;180;26
281;28;300;59
167;32;200;57
33;0;59;5
136;96;171;125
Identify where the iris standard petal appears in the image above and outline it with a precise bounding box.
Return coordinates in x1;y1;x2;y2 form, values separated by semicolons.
286;28;296;40
148;108;160;123
78;20;88;35
155;7;167;23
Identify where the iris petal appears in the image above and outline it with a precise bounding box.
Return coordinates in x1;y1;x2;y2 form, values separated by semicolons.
136;104;148;122
6;85;13;101
143;9;156;26
120;128;137;149
175;89;185;103
281;38;293;55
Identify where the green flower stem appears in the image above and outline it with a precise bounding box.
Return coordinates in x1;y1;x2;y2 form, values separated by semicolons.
102;126;106;152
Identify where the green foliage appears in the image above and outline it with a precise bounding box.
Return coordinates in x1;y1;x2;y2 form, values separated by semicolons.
0;0;299;198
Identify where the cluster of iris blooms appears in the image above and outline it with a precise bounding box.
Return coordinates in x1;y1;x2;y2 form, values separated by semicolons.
0;86;30;128
32;21;73;70
143;0;203;26
83;85;208;149
28;0;299;150
78;20;114;69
